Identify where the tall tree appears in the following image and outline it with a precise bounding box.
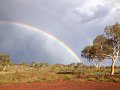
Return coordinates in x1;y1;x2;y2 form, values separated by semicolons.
104;22;120;75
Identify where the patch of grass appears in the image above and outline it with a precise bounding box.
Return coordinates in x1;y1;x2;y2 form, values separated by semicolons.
64;74;73;81
113;78;120;83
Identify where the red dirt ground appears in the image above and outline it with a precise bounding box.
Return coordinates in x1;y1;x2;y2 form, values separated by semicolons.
0;81;120;90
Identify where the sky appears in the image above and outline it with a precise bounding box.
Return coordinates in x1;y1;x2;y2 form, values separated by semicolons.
0;0;120;65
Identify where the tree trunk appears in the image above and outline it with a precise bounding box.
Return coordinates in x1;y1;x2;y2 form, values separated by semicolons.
92;61;99;70
98;62;103;70
96;66;99;70
2;66;6;71
111;60;116;75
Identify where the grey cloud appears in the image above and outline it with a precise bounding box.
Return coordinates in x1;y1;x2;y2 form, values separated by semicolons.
59;0;120;25
72;5;111;24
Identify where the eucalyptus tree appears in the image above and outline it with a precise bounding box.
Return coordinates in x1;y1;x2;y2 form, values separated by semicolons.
104;22;120;75
81;35;107;70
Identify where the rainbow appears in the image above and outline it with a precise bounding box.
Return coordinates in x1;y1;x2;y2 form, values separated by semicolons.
0;20;83;63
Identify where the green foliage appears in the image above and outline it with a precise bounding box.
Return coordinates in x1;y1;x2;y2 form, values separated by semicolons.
105;22;120;41
0;52;11;66
31;61;49;68
104;22;120;58
81;35;109;62
64;74;72;80
0;52;12;71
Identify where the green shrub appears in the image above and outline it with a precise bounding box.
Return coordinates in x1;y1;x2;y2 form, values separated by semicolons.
64;74;72;81
113;78;120;83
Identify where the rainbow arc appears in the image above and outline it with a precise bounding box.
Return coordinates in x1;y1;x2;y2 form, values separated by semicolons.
0;20;83;63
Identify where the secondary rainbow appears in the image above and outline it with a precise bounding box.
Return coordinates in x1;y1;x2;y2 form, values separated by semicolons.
0;20;83;63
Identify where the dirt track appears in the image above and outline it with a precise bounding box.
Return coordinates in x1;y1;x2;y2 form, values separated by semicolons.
0;81;120;90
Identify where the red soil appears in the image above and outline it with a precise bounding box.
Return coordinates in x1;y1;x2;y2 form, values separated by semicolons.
0;81;120;90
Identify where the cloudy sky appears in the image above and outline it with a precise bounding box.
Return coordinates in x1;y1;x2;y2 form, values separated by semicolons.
0;0;120;65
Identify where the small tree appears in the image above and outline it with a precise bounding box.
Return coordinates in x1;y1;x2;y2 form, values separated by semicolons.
81;44;105;70
31;61;39;68
0;53;11;71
